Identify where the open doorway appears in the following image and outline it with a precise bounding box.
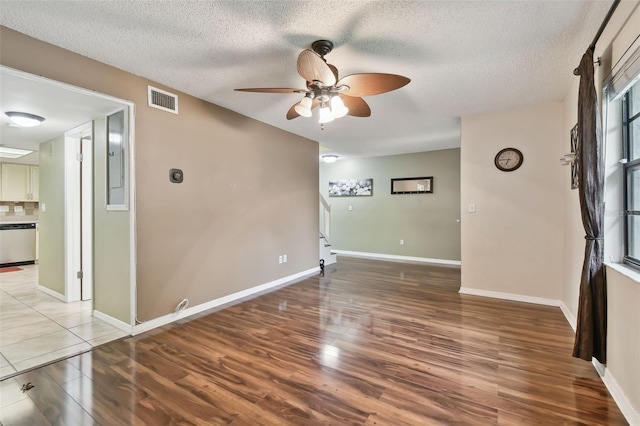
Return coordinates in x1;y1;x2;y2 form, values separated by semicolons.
0;66;135;378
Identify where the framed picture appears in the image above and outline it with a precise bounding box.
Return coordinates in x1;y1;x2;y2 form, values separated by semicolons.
570;124;579;190
391;177;433;194
328;178;373;197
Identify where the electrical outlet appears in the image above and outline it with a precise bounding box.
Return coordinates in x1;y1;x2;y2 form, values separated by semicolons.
279;255;283;264
283;254;287;263
400;239;404;246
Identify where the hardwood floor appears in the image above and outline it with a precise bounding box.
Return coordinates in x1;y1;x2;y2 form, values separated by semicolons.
0;257;627;425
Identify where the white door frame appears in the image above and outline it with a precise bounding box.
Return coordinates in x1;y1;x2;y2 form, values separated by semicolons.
64;122;92;302
80;135;93;300
3;65;137;329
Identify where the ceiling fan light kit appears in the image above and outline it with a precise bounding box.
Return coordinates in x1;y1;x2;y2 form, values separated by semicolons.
235;40;410;130
294;95;313;117
318;103;334;124
330;95;349;118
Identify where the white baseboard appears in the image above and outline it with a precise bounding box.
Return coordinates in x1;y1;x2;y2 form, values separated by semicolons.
37;285;67;302
333;250;461;266
322;255;337;266
559;301;577;332
458;287;561;307
132;267;319;335
93;310;132;334
592;358;640;426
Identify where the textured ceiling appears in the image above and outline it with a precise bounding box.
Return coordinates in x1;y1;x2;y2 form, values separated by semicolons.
0;0;611;159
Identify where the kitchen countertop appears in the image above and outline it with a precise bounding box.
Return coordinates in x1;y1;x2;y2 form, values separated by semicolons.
0;215;38;224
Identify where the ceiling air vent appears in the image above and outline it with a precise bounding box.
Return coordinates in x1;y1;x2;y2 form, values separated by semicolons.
148;86;178;114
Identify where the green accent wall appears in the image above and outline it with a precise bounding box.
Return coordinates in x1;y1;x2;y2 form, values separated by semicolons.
38;136;65;295
320;149;461;261
93;117;131;323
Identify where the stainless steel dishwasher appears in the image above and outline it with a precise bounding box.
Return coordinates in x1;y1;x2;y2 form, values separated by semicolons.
0;223;37;266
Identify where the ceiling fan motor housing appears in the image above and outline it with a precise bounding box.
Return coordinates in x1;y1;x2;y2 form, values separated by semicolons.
311;40;334;58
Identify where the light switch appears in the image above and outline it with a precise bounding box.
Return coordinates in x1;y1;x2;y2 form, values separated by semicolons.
41;203;46;212
348;205;353;211
468;203;476;213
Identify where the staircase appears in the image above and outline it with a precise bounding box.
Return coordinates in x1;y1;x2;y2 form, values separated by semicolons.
319;193;337;266
320;232;337;266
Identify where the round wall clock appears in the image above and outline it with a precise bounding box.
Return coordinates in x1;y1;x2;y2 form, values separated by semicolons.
494;148;524;172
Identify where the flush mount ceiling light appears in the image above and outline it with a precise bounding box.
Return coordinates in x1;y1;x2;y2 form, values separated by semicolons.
0;146;34;159
322;155;339;163
236;40;410;130
5;111;45;127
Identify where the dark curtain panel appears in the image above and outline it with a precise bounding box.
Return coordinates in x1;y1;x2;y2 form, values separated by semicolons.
572;48;607;363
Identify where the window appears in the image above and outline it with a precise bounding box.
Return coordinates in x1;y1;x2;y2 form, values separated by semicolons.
622;81;640;268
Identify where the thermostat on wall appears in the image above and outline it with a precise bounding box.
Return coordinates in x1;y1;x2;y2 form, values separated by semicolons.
169;168;183;183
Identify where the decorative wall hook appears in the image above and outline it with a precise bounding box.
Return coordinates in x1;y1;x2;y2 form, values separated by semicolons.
560;153;577;166
565;123;580;189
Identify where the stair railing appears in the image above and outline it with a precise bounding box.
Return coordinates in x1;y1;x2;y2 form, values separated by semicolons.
319;192;331;244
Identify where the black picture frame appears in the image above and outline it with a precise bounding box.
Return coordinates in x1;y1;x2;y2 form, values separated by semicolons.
391;177;433;194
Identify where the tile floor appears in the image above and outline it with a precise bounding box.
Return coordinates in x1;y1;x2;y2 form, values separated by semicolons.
0;265;129;379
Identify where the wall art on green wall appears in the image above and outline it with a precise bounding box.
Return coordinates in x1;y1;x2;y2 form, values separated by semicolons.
328;179;373;196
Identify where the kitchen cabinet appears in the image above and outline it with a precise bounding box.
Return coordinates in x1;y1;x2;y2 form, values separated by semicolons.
0;163;39;202
31;166;39;201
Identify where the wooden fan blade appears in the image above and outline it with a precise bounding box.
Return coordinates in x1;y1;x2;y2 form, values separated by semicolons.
337;73;410;97
286;100;320;120
328;64;339;81
286;104;299;120
235;88;307;93
341;96;371;117
297;50;337;86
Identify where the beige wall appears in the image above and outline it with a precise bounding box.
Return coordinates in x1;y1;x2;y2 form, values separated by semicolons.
38;136;65;295
1;26;319;323
460;102;565;299
320;149;461;261
562;1;640;420
135;96;319;320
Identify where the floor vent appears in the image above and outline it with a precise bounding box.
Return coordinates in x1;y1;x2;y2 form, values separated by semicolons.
148;86;178;114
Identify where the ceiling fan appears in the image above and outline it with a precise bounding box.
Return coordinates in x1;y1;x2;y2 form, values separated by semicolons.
235;40;410;129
